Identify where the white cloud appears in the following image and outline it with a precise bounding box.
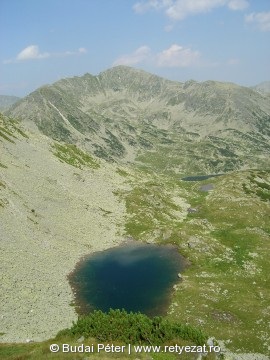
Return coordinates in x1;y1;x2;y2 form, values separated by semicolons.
3;46;87;64
157;44;200;67
113;44;202;68
17;45;50;61
133;0;173;13
59;47;88;57
113;46;151;66
133;0;249;20
227;0;248;11
245;11;270;32
166;0;225;20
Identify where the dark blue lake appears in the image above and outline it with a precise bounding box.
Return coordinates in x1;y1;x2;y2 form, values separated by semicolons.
69;243;186;316
181;174;223;181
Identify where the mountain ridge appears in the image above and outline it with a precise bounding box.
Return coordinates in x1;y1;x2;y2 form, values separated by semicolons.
252;81;270;95
0;95;20;111
6;65;270;174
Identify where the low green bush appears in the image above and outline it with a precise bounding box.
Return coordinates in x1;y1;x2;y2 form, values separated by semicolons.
57;309;207;346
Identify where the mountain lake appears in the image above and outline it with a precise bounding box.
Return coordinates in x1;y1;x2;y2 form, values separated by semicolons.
181;174;223;181
68;243;186;316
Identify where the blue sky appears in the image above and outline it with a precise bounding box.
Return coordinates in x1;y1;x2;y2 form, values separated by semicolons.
1;0;269;96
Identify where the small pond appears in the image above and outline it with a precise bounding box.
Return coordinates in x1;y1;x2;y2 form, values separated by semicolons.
69;243;186;317
181;174;223;181
200;184;214;192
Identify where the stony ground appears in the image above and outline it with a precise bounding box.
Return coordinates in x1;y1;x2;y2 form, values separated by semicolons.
0;128;129;342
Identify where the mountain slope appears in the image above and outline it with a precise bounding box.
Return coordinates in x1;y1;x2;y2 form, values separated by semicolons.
1;111;270;357
0;112;127;341
7;66;270;174
252;81;270;95
0;95;20;111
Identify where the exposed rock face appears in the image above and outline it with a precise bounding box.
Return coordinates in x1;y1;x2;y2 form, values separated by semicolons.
6;66;270;174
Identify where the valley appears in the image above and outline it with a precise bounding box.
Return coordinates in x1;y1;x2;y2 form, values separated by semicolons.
0;66;270;359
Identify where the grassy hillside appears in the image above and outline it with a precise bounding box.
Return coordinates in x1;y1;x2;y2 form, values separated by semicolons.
115;166;270;355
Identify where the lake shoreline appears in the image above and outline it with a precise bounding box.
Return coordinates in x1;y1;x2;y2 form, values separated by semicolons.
68;241;188;317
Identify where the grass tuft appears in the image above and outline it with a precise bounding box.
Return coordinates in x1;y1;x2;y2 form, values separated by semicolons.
52;142;100;169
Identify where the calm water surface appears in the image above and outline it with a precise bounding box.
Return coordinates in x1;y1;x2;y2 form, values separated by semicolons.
181;174;223;181
69;243;186;316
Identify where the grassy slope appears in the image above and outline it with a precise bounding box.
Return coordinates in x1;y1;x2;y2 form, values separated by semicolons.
173;172;269;354
0;114;28;205
119;167;270;355
52;142;100;169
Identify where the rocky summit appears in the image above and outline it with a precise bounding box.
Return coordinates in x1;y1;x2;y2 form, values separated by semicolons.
7;65;270;175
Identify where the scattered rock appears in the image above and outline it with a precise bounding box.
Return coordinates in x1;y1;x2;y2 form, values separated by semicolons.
207;337;215;347
187;236;201;248
200;184;214;192
211;310;237;323
162;230;172;240
188;207;198;213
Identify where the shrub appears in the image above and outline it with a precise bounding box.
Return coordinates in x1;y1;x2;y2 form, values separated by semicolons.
57;309;207;346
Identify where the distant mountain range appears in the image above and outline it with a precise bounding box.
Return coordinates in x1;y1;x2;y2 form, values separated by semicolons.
5;66;270;174
252;81;270;95
0;95;20;111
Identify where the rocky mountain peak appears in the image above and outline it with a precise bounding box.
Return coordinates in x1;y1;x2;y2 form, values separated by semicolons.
5;66;270;174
